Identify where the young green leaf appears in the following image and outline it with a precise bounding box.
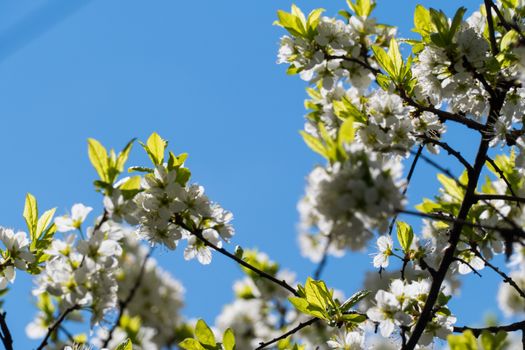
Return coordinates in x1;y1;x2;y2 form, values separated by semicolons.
88;138;109;182
114;338;133;350
23;193;38;240
179;338;206;350
222;328;236;350
338;116;355;148
300;131;328;158
144;132;166;165
115;138;135;173
340;290;370;312
36;208;56;240
194;319;216;347
413;5;432;37
396;221;414;253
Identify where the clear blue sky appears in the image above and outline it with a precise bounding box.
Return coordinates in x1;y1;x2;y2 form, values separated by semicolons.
0;0;509;348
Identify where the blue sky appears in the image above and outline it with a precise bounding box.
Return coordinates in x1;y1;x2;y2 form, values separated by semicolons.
0;0;509;348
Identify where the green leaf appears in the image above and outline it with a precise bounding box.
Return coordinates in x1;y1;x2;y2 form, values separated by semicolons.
481;330;507;350
119;176;143;199
413;5;432;37
87;138;109;182
115;138;135;173
304;278;328;310
449;7;467;40
375;73;391;90
144;132;166;165
501;30;519;51
275;9;305;37
179;339;206;350
333;98;367;124
338;116;355;148
300;131;328;158
447;330;478;350
128;166;154;173
341;313;367;323
195;319;216;347
223;328;235;350
288;297;310;315
340;290;370;312
396;221;414;253
372;46;394;77
114;338;132;350
388;39;403;77
347;0;374;17
307;8;325;33
437;173;464;201
23;193;38;240
36;208;56;240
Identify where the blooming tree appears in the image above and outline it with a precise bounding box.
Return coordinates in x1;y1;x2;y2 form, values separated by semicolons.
2;0;525;349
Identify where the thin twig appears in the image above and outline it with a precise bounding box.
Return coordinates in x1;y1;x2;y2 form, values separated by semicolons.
471;248;525;299
193;230;299;296
454;320;525;337
388;145;424;235
255;317;319;350
313;235;332;280
36;305;78;350
485;0;499;55
475;193;525;204
453;257;482;277
0;312;13;350
416;135;473;172
485;156;520;204
101;250;153;348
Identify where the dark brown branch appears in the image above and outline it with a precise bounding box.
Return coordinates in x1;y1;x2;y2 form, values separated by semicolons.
485;156;520;204
489;0;525;39
417;135;473;172
471;248;525;299
454;320;525;337
403;78;507;348
453;257;482;277
193;229;299;296
36;305;78;350
101;250;153;348
255;317;319;350
0;312;13;350
325;54;381;75
485;0;499;55
475;193;525;204
399;90;486;132
388;145;424;236
313;235;332;280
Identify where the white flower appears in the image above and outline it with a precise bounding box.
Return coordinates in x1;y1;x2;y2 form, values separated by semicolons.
373;235;393;268
367;290;401;337
327;330;364;349
183;229;221;265
0;227;34;270
54;203;93;232
457;251;485;275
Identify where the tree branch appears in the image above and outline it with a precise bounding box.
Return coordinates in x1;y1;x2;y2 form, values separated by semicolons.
101;250;153;348
255;317;319;350
36;305;78;350
471;248;525;300
388;145;424;236
485;0;499;55
485;156;520;205
0;312;13;350
416;135;473;172
192;229;299;296
475;193;525;204
313;235;332;280
454;320;525;337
